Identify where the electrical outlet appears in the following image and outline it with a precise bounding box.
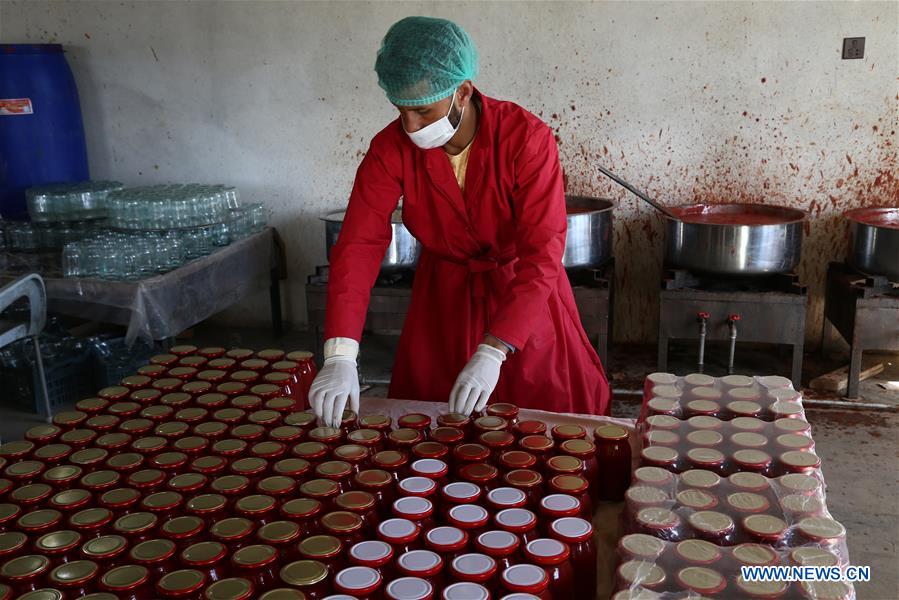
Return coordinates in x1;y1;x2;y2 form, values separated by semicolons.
842;37;865;59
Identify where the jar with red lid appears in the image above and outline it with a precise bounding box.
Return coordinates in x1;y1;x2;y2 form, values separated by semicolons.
80;533;128;569
334;565;383;600
377;518;421;555
441;582;489;600
545;455;585;480
186;494;228;526
447;503;491;539
512;421;546;441
48;558;100;596
441;481;482;514
259;373;295;402
549;517;595;593
422;524;467;560
206;357;238;374
137;362;167;378
347;429;384;455
235;495;277;526
129;538;178;579
212;438;247;460
153;451;192;475
455;463;498;491
69;506;114;539
617;533;666;564
389;428;426;451
359;414;392;433
354;469;395;514
100;564;154;599
10;483;52;508
474;530;520;573
348;540;394;581
429;428;464;452
495;507;538;543
673;538;724;567
500;564;550;600
174;407;209;425
688;510;736;544
161;515;206;549
449;553;497;589
172;436;210;457
33;529;81;564
277;559;329;599
332;444;370;473
180;541;228;584
297;534;343;574
452;444;489;474
335;491;378;533
518;435;554;458
479;431;515;463
280;498;322;537
113;511;159;544
49;488;93;514
0;532;27;563
523;538;573;598
238;358;268;374
33;442;75;466
157;568;208;599
17;507;64;536
472;416;507;436
85;414;120;434
371;450;410;481
593;425;631;501
256;520;302;563
210;518;255;551
558;439;598;499
396;550;444;594
0;554;50;594
503;469;543;508
190;456;227;478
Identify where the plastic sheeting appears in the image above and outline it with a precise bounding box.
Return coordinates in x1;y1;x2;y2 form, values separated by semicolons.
0;228;275;344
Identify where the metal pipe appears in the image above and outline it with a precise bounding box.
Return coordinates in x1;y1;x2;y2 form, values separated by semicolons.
800;398;896;411
697;312;709;374
727;314;741;374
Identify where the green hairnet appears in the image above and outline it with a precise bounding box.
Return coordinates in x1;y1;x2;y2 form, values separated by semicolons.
375;16;479;107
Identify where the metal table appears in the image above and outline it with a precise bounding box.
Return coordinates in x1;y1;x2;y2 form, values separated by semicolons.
0;228;286;344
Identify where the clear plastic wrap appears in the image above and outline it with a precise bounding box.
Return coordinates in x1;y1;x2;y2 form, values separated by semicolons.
613;536;856;599
642;372;804;422
622;468;847;556
638;414;819;478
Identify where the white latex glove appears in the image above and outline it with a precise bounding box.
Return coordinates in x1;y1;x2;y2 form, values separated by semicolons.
309;338;360;428
448;344;507;416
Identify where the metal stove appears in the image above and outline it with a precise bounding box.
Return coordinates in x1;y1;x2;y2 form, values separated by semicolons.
657;269;808;387
306;260;614;369
822;261;899;398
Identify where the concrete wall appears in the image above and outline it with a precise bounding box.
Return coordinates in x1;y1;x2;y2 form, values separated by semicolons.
3;0;896;345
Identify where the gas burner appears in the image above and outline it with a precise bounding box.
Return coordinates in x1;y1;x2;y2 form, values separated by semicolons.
823;262;899;398
658;269;808;387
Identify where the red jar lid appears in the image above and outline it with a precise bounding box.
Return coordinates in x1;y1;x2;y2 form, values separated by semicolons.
519;435;554;454
450;553;497;583
334;444;370;464
486;403;519;419
398;476;437;498
169;344;198;357
454;443;490;463
251;440;286;459
411;441;448;460
486;487;528;510
398;413;432;430
513;420;547;437
397;549;443;577
315;460;352;480
197;369;229;384
349;539;394;568
193;393;227;410
207;358;237;372
429;427;464;446
524;538;570;566
212;439;247;457
425;525;468;553
377;518;419;544
459;463;499;485
99;385;131;401
85;415;120;432
442;481;482;504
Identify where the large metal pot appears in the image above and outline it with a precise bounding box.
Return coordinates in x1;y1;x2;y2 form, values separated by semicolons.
665;203;806;275
322;195;614;271
322;209;420;272
845;207;899;281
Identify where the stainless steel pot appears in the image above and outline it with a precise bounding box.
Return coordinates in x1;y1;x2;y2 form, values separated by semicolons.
322;209;420;272
846;207;899;281
664;203;806;275
322;195;615;271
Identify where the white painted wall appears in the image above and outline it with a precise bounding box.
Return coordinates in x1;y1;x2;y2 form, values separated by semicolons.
3;0;896;344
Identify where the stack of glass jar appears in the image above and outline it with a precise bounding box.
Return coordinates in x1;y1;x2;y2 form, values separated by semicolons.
0;345;616;599
104;185;237;231
26;181;125;223
611;373;855;600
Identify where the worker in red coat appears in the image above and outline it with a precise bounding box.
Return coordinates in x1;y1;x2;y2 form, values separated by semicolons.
309;16;610;427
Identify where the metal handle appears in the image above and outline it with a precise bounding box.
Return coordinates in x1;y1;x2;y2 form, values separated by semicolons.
697;312;710;374
596;165;679;220
727;314;740;374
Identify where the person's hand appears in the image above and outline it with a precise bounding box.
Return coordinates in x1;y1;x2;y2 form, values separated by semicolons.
308;355;359;427
448;344;507;415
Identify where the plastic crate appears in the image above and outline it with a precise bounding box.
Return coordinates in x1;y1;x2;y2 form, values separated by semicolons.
1;352;95;414
90;337;160;389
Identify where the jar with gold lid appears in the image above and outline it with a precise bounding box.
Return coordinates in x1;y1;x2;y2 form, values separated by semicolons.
297;534;344;573
298;478;340;508
79;534;128;569
34;529;81;564
99;564;153;599
168;472;209;496
10;482;53;508
181;541;228;584
279;498;321;537
234;495;277;526
278;559;330;599
48;559;100;596
0;554;50;594
156;568;208;599
320;510;365;548
353;469;395;514
99;487;147;516
186;493;228;526
256;520;301;563
202;577;255;600
230;544;279;593
49;488;92;514
112;511;158;544
18;508;64;536
129;538;177;579
334;491;378;533
190;455;227;477
0;531;27;562
140;491;184;521
161;515;206;549
210;518;255;551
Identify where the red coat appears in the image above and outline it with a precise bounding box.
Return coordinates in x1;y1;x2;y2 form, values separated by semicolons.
325;91;610;416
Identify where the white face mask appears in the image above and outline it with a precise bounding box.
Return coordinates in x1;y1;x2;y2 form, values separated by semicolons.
404;90;465;149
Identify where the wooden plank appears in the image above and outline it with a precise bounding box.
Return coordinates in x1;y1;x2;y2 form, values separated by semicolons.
809;361;884;392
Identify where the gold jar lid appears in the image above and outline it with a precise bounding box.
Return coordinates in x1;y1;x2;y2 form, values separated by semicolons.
5;460;43;477
60;428;95;444
212;475;250;494
727;492;769;512
728;472;769;491
232;457;267;474
797;516;846;540
298;535;342;558
95;433;131;448
85;413;118;429
633;466;674;485
308;426;340;440
235;494;275;514
281;498;321;518
646;430;680;446
50;488;91;508
293;441;328;457
106;453;144;470
674;539;721;564
114;511;157;533
354;468;392;487
231;395;262;409
181;541;227;565
736;576;790;597
119;418;153;433
619;533;665;559
35;530;80;552
687;448;725;465
269;426;301;442
680;469;720;489
688;511;734;534
520;435;553;452
230;370;258;382
187;493;227;512
781;450;821;468
286;349;313;360
641;446;678;463
730;431;768;448
677;566;724;594
142;491;182;509
347;430;380;445
153;451;188;468
790;546;840;567
82;535;127;558
273;458;310;476
252;441;284;456
258;476;295;494
388;428;422;443
232;544;277;567
285;411;317;427
70;507;112;527
16;591;64;600
101;564;149;589
0;503;21;521
299;478;338;497
625;486;668;505
214;408;246;421
211;517;253;539
132;388;162;401
162;515;204;536
11;483;52;502
155;422;190;439
280;559;329;586
335;490;375;511
108;401;141;415
644;415;680;429
262;373;289;385
168;367;198;379
168;472;207;490
196;392;228;407
733;449;772;466
479;431;513;447
258;348;286;360
173;436;208;452
743;514;788;536
160;392;191;406
258;520;300;543
25;423;62;440
265;397;294;411
321;510;362;532
70;448;108;466
248;410;280;424
194;422;228;436
1;554;50;578
214;439;247;454
316;460;352;478
192;456;226;472
158;569;206;592
129;469;164;486
49;559;97;584
0;531;27;553
779;473;821;493
204;577;254;600
676;489;717;510
18;508;62;529
617;560;666;586
732;542;778;565
129;538;176;562
101;487;140;507
233;424;265;438
546;455;583;473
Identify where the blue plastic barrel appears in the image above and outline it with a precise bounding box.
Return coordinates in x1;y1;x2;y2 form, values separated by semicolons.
0;44;90;219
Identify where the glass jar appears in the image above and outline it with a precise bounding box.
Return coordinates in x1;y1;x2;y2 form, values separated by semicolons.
396;550;443;594
486;403;519;425
448;553;497;588
69;507;114;539
0;554;50;594
441;481;482;513
473;416;508;435
474;530;520;573
479;431;515;463
518;435;554;458
33;530;81;565
452;443;490;474
392;497;435;532
156;568;207;599
140;491;184;521
278;559;331;599
334;491;378;533
181;541;229;584
98;487;142;517
486;487;528;512
688;510;736;544
447;504;490;540
272;458;311;481
429;428;464;451
298;479;340;508
235;495;277;526
371;450;410;482
48;559;100;597
279;498;322;537
523;538;573;598
385;576;434;600
354;469;395;514
129;538;178;580
169;473;209;496
320;511;365;548
512;420;546;440
161;515;206;550
210;475;252;501
377;518;421;556
231;544;279;592
257;521;302;563
293;442;329;464
297;534;343;573
494;508;538;543
349;540;394;581
504;469;543;509
424;526;469;563
500;564;550;599
190;456;227;478
80;534;128;570
113;511;159;545
315;460;354;493
458;463;500;490
549;517;595;593
210;518;255;551
203;577;256;600
593;425;631;501
99;564;153;599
